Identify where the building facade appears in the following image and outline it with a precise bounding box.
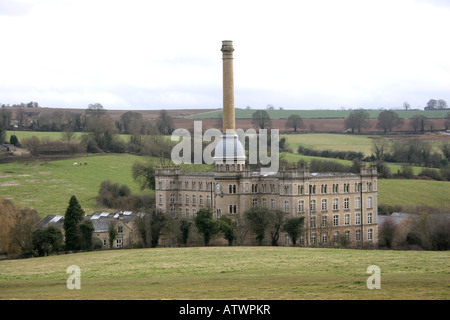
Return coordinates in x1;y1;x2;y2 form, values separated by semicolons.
155;164;378;247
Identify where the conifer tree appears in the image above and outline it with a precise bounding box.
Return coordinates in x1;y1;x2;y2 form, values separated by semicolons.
63;195;84;251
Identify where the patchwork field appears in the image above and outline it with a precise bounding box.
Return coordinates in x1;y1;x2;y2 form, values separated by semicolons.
0;246;448;300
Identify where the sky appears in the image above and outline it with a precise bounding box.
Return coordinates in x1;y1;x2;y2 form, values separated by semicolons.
1;0;449;111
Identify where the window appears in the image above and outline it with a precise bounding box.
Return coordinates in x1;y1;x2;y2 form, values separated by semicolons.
322;215;327;227
367;182;372;192
345;230;350;241
321;184;327;194
311;233;316;244
322;232;328;244
310;216;316;228
229;184;237;194
262;198;267;208
344;214;350;226
367;196;373;209
252;198;258;207
199;195;203;206
334;231;339;243
298;200;304;212
310;200;316;212
158;194;163;205
298;185;304;195
355;197;360;209
192;209;197;217
179;208;182;217
332;184;339;193
333;198;338;210
192;195;196;205
344;198;350;210
116;238;123;248
368;228;373;240
103;238;107;247
309;185;316;195
252;184;258;193
118;226;123;234
207;195;211;206
284;200;290;212
344;183;350;193
229;204;237;214
225;164;229;171
185;194;189;205
333;215;339;226
321;199;327;211
192;182;196;190
367;212;373;224
199;182;202;190
270;198;275;209
355;183;360;192
170;208;175;217
270;184;275;193
186;208;190;218
356;229;361;241
262;184;267;193
170;194;175;204
355;213;361;225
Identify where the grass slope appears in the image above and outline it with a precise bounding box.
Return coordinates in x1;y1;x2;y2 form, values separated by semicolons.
0;154;145;216
0;246;448;300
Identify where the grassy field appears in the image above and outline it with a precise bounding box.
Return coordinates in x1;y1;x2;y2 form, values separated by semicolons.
0;246;448;300
282;133;376;156
378;179;450;208
0;154;145;216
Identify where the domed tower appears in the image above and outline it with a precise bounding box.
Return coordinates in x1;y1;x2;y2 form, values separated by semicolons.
213;40;246;172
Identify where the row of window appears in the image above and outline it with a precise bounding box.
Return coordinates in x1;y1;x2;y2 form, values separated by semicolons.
256;197;373;212
309;212;375;227
158;181;375;194
306;228;375;245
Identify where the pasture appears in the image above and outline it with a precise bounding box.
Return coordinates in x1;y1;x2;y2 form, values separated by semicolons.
0;246;448;300
0;154;145;216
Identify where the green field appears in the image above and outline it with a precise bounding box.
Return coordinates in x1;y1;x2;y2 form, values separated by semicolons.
0;154;145;216
282;133;376;156
187;108;450;120
0;246;448;300
378;179;450;208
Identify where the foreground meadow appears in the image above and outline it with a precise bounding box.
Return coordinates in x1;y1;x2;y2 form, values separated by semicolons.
0;247;448;300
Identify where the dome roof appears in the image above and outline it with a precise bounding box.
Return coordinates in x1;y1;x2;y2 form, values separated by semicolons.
213;132;246;162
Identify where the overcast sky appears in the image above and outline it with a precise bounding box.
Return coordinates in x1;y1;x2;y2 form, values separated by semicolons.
1;0;449;110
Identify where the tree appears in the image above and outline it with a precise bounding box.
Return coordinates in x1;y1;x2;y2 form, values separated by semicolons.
268;210;286;246
194;208;218;246
410;115;427;133
63;195;84;251
132;161;156;191
32;226;63;257
244;206;271;245
345;109;369;133
150;210;168;248
157;110;174;135
180;219;191;246
286;114;304;132
252;110;272;129
379;216;396;248
108;221;118;249
79;220;94;251
283;217;304;246
120;111;143;134
86;103;106;120
376;110;403;133
218;215;236;246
